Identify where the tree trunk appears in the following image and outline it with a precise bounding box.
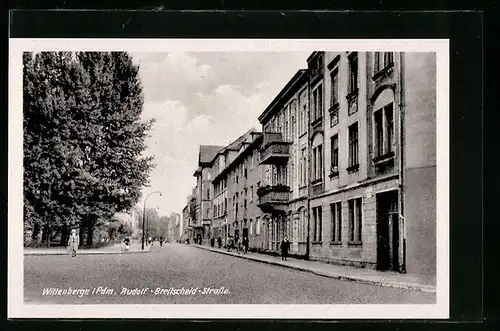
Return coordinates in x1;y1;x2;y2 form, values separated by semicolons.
86;216;94;247
79;220;85;248
41;223;49;244
32;223;40;242
60;225;69;246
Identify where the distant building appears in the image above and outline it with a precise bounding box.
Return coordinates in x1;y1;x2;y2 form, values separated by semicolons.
192;145;224;244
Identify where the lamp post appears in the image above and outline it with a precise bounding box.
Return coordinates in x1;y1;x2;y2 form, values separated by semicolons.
142;191;162;250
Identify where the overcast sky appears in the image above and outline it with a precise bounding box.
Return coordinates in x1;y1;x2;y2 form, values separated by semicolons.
131;52;310;216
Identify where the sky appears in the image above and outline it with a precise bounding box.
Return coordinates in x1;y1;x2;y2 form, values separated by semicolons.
132;52;310;216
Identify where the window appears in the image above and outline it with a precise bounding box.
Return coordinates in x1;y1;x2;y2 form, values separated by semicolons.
243;189;247;209
318;145;323;180
312;148;316;182
249;186;253;202
348;123;359;168
330;68;339;107
330;107;339;127
374;52;394;74
249;219;253;235
348;52;358;94
348;198;362;242
312;85;323;122
330;135;339;175
312;144;323;182
224;198;227;214
284;107;289;142
374;103;395;158
312;145;323;182
291;101;297;140
330;202;342;242
301;104;307;134
386;105;394;153
313;206;323;242
256;217;261;235
375;110;384;157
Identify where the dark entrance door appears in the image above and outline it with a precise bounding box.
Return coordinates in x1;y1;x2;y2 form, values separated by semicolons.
376;190;400;271
242;228;248;238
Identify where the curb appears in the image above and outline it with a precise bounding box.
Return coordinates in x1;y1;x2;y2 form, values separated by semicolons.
24;250;150;256
193;245;436;293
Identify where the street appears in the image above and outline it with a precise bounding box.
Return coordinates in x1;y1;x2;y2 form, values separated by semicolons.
24;243;435;304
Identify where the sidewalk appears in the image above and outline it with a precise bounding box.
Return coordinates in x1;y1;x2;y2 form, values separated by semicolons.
193;245;436;293
24;242;150;256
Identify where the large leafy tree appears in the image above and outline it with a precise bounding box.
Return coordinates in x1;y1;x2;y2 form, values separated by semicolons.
23;51;155;246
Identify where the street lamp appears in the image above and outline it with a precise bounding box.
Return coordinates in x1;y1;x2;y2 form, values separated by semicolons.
142;191;162;250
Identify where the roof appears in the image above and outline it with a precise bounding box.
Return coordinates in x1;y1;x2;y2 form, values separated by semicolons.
207;128;257;165
212;132;263;183
198;145;225;165
257;69;309;125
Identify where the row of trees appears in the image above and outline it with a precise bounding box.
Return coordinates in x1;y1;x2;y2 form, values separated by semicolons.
136;209;180;242
23;51;155;247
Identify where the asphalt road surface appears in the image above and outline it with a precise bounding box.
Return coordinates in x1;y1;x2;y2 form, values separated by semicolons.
24;243;435;304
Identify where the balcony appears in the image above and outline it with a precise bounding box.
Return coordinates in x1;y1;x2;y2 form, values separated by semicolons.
257;185;290;213
259;133;291;165
201;219;211;226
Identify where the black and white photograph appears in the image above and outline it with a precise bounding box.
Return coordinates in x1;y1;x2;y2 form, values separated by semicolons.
8;39;449;319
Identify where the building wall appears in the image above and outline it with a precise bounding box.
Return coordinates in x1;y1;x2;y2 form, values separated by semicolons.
309;178;398;268
403;52;437;277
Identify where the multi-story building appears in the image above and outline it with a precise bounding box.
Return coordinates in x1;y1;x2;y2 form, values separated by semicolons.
193;145;224;244
300;51;435;275
209;129;264;247
181;204;189;242
257;69;310;255
187;51;436;277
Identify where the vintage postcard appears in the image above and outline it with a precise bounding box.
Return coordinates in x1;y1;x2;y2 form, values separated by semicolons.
8;38;449;319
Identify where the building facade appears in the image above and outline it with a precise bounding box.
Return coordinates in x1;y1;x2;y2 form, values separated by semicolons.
257;69;310;255
186;51;436;277
192;145;224;244
209;129;264;248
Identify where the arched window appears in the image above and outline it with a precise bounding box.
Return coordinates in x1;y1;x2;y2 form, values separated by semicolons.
372;88;396;159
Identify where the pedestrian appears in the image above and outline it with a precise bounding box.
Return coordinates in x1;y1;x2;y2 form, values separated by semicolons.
210;237;215;247
242;236;249;254
280;237;290;261
235;236;241;254
227;236;232;252
122;237;131;252
160;236;163;247
67;229;79;257
148;236;153;250
217;236;222;249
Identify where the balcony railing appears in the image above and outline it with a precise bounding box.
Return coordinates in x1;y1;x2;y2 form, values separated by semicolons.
259;133;291;165
257;185;290;213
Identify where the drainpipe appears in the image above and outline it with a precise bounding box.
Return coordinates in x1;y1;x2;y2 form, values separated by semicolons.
398;52;407;274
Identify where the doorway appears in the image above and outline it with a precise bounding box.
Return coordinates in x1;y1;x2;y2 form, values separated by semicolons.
376;190;400;271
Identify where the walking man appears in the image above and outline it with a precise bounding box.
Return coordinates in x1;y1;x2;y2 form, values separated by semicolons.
217;236;222;249
242;236;249;254
67;229;79;257
280;236;290;261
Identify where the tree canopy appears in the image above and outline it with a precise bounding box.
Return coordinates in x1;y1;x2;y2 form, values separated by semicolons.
23;51;155;246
